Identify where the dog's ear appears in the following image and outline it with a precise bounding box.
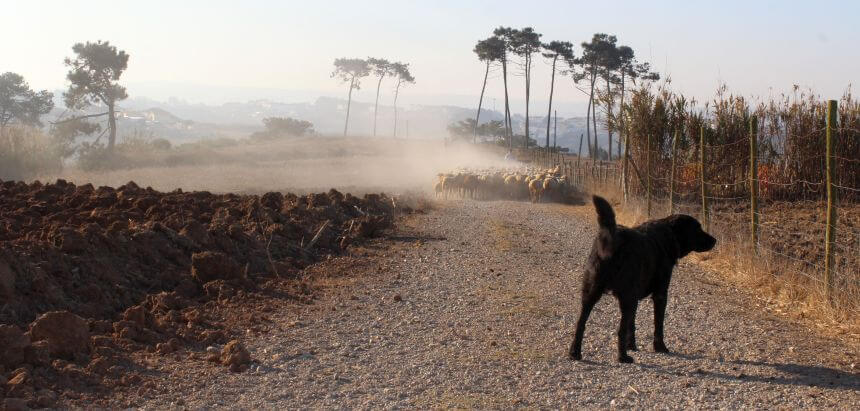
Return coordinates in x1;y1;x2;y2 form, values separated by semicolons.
669;215;716;255
668;215;701;256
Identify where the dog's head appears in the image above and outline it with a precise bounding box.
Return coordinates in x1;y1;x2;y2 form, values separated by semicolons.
669;215;717;256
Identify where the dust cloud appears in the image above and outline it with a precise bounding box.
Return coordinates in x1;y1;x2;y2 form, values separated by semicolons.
36;137;514;195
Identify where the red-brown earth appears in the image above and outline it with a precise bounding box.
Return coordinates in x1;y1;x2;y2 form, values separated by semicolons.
0;178;401;407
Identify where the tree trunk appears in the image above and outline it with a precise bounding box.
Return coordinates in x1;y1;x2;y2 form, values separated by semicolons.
585;92;593;158
474;61;489;143
524;54;531;149
618;69;630;200
578;133;584;159
373;74;384;137
606;78;612;161
545;56;557;149
344;77;354;137
502;59;512;150
393;79;401;138
590;71;598;160
108;102;117;150
553;110;557;149
619;71;626;159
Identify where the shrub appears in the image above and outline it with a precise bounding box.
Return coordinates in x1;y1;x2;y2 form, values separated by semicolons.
250;117;314;140
0;126;64;180
151;138;172;150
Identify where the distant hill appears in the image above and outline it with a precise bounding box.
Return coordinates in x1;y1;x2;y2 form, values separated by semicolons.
40;91;612;151
119;96;613;152
42;93;256;144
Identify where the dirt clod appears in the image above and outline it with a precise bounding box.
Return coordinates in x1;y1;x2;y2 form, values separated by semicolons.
28;311;90;360
0;325;29;368
22;340;50;366
220;340;251;372
35;389;58;408
0;258;14;299
191;252;241;284
5;370;33;398
2;398;29;411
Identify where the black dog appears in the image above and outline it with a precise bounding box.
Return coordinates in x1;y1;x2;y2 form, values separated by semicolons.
569;196;716;363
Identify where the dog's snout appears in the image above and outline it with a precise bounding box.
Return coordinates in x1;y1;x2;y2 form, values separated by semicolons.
699;233;717;251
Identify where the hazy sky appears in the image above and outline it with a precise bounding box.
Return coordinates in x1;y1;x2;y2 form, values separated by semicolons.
3;0;858;116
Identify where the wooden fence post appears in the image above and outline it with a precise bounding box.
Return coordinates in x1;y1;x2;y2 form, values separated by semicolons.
824;100;838;302
700;125;709;231
750;115;759;255
622;127;630;204
647;133;652;217
669;129;678;215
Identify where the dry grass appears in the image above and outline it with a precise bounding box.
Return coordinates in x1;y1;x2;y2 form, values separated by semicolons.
0;126;65;180
693;239;860;343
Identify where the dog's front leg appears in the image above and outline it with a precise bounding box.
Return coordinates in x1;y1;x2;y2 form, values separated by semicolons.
652;293;669;353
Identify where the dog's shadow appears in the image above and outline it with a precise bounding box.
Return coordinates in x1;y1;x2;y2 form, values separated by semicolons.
635;351;860;391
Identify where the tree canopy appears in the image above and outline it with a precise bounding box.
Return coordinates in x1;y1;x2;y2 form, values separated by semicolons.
509;27;543;61
367;58;393;79
63;40;129;110
574;33;618;82
492;26;516;56
474;37;506;63
331;58;371;90
542;41;574;63
391;62;415;85
62;40;130;150
0;72;54;128
448;118;505;141
617;45;660;84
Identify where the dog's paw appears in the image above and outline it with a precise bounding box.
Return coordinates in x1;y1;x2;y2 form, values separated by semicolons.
654;342;669;353
617;354;634;364
569;351;582;361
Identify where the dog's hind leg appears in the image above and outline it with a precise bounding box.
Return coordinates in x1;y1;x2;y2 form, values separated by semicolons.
652;292;669;353
569;285;603;360
617;299;638;363
627;316;638;351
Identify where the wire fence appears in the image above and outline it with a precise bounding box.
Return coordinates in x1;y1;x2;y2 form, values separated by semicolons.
528;98;858;314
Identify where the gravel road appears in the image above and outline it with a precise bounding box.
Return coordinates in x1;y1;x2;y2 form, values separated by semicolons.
123;199;858;409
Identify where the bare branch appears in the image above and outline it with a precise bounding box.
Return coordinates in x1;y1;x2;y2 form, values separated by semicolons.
50;112;109;124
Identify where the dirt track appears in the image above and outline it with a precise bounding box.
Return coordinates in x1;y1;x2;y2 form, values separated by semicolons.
105;199;858;409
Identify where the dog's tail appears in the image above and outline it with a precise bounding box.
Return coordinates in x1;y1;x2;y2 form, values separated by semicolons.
592;195;616;231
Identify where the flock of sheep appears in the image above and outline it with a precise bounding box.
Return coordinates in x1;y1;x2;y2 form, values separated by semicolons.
434;165;574;203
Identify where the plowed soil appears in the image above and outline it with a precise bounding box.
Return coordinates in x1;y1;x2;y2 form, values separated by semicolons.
0;178;400;407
